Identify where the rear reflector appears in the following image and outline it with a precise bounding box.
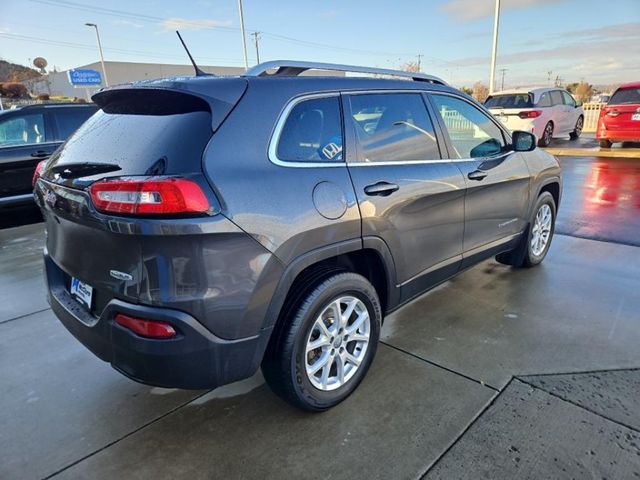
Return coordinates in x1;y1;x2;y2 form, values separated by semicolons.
115;313;177;339
518;110;542;119
89;178;209;215
32;160;47;187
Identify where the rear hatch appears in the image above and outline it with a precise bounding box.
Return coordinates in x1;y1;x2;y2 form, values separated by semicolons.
485;93;538;128
35;78;247;316
602;87;640;131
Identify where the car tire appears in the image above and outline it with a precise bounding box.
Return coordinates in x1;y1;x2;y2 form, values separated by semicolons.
496;191;556;268
262;272;381;411
569;116;583;140
538;122;554;147
599;139;613;148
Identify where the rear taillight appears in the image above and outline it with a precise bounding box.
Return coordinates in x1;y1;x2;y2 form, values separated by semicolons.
89;178;210;215
115;313;177;339
518;110;542;119
32;160;47;187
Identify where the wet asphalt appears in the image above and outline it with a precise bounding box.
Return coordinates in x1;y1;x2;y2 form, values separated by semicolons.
0;155;639;479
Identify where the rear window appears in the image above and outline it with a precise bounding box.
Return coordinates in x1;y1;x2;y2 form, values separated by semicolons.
47;95;212;179
609;87;640;105
54;107;97;140
484;94;533;109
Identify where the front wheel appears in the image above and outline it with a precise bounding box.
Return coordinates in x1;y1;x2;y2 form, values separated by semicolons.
496;192;556;267
262;272;381;411
569;116;583;140
538;122;554;147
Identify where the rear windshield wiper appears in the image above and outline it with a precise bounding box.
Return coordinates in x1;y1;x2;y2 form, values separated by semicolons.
51;162;122;179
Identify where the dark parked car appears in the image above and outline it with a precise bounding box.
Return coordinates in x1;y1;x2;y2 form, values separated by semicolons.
34;61;561;411
0;102;98;209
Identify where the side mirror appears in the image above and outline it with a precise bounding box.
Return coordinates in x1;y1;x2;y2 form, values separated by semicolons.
512;131;536;152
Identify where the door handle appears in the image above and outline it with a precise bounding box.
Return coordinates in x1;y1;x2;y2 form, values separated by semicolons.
468;170;488;181
364;181;399;196
31;150;50;158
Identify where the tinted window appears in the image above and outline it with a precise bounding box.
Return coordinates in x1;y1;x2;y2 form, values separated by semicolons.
537;92;552;107
609;87;640;105
0;113;46;147
485;94;533;109
432;94;505;159
54;108;97;140
349;93;439;163
47;109;212;178
276;96;343;162
561;91;576;107
550;91;564;106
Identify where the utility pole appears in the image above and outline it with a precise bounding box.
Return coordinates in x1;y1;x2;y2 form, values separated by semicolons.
488;0;501;94
237;0;249;70
416;54;423;72
251;31;262;64
547;70;553;86
85;23;109;86
499;68;507;91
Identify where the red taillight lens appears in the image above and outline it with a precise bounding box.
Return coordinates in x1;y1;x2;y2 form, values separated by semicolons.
115;313;177;339
89;178;210;215
32;160;47;187
518;110;542;119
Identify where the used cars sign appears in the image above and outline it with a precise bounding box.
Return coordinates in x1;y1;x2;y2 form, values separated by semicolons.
67;69;102;86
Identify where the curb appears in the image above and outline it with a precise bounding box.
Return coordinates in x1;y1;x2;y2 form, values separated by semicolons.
542;147;640;158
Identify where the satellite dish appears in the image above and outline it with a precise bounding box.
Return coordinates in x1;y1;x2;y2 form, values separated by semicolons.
33;57;48;73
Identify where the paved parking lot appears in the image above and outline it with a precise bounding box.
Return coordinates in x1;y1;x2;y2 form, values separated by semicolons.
1;155;639;479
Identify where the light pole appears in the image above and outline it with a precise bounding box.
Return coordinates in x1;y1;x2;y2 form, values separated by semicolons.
488;0;500;94
85;23;109;87
237;0;249;70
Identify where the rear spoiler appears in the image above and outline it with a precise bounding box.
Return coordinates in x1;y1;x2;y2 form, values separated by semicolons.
92;77;248;132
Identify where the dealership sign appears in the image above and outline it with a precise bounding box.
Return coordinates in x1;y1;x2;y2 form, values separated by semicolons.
67;69;102;86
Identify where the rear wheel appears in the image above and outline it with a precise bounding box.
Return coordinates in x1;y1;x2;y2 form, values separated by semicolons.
496;192;556;268
538;122;554;147
599;139;613;148
569;116;583;140
262;272;381;411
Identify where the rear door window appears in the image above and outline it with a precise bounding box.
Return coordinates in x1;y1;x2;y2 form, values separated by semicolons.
348;93;440;163
53;107;97;140
550;91;564;106
0;113;47;147
276;96;343;163
537;92;552;107
609;87;640;105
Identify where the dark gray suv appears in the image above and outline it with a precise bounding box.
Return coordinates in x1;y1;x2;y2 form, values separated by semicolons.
34;61;561;411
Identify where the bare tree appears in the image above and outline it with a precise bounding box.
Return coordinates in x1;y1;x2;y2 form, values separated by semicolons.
574;82;593;103
472;82;489;103
399;61;420;73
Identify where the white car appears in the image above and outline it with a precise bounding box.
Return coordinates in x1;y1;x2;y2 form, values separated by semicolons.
484;88;584;147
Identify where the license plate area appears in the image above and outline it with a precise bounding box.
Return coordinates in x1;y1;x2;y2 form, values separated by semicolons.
70;277;94;310
632;113;640;121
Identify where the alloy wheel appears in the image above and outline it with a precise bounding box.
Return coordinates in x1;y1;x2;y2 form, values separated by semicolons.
531;204;552;256
305;296;371;391
575;117;583;136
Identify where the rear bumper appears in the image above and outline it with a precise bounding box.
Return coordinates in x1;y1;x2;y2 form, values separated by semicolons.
45;254;271;389
596;128;640;141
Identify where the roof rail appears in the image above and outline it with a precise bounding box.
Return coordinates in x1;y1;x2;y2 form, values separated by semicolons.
243;60;447;85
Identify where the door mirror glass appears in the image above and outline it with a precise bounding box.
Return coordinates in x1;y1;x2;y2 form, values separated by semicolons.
469;138;503;158
512;131;536;152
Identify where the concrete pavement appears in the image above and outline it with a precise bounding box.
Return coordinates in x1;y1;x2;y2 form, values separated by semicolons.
1;155;639;479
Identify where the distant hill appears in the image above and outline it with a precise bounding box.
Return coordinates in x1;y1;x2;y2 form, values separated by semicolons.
0;60;42;83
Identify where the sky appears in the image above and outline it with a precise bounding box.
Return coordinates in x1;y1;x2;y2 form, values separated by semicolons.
1;0;639;88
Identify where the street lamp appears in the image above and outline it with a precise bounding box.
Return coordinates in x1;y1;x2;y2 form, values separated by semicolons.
85;23;109;87
236;0;249;70
488;0;500;94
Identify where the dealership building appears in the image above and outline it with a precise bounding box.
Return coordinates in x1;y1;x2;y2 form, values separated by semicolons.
23;61;246;98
